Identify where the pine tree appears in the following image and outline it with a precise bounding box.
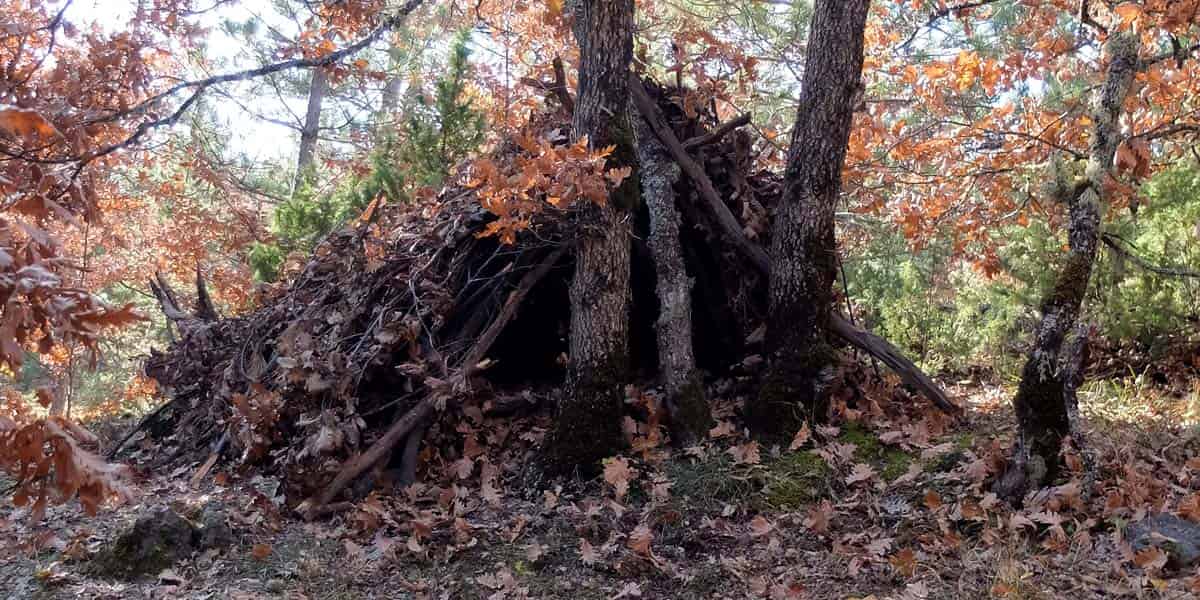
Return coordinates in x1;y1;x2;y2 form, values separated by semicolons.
397;29;485;194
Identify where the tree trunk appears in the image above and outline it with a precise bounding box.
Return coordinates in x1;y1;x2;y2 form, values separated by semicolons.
995;32;1138;502
541;0;636;475
381;76;402;118
634;109;710;446
748;0;871;439
293;67;329;195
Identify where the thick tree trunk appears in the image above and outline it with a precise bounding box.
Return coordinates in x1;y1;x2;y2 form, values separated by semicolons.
995;32;1138;501
748;0;871;439
293;67;329;195
541;0;636;475
634;112;710;446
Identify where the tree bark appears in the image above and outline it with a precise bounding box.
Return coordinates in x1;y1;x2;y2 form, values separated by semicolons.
541;0;637;476
749;0;871;439
293;67;329;195
634;107;710;446
996;32;1138;502
381;75;402;118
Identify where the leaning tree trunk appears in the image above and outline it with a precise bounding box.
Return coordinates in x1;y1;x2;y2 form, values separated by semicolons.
541;0;637;475
293;67;330;195
748;0;871;439
634;110;710;446
995;32;1138;501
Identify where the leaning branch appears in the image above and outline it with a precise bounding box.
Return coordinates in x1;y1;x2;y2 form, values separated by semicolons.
629;74;959;415
299;245;566;519
682;114;751;150
629;75;770;272
1102;232;1200;279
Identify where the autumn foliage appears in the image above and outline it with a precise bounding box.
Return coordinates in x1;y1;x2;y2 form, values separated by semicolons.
468;133;631;243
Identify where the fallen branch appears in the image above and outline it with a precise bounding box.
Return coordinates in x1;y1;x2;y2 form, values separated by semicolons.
299;246;567;519
106;397;179;460
630;74;958;414
682;113;751;150
298;398;436;520
149;272;190;323
464;246;567;375
828;316;959;414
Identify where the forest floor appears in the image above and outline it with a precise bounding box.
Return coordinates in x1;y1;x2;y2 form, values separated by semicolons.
3;376;1200;600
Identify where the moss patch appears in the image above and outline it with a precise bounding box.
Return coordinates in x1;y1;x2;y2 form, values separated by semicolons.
88;508;199;580
840;423;916;482
760;449;832;509
668;377;712;446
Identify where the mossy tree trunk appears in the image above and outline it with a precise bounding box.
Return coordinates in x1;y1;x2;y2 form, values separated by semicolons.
995;32;1139;502
748;0;871;440
634;112;711;446
542;0;637;475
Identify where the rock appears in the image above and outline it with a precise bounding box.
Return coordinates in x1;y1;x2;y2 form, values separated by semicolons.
196;503;236;549
90;508;200;580
1125;514;1200;569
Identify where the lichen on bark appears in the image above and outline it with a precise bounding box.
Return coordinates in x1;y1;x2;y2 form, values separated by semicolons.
998;31;1139;501
634;105;710;446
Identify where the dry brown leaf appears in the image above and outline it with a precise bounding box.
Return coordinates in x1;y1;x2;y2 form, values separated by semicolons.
603;456;637;499
251;543;272;560
628;523;653;556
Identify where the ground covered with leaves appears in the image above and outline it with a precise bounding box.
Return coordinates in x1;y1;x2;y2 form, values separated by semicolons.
3;375;1200;600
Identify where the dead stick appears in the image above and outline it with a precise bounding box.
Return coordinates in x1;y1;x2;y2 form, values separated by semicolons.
106;397;179;459
464;246;567;374
299;246;567;519
629;75;770;273
827;317;958;414
682;114;751;150
630;74;958;415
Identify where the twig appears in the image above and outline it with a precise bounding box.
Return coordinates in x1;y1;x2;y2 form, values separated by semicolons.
19;0;426;169
299;245;567;520
682;114;751;150
898;0;1001;51
1102;233;1200;279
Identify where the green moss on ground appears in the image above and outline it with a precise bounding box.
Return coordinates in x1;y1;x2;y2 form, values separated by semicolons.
760;450;832;509
839;423;916;482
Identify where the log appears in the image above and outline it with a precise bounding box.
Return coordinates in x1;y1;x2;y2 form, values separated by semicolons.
299;246;567;519
629;74;959;415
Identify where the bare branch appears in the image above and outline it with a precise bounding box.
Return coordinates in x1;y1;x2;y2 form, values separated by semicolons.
1102;232;1200;279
